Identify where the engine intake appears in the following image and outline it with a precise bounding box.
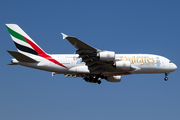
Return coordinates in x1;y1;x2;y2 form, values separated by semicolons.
115;61;131;70
97;51;115;61
106;75;121;82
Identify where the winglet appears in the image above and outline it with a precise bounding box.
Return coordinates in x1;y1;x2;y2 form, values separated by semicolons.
61;33;68;39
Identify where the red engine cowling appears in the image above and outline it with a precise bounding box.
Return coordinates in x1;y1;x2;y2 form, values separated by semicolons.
106;75;121;82
97;51;115;61
115;61;131;70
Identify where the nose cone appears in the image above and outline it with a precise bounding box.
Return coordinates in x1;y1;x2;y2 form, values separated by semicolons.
173;63;177;71
168;63;177;72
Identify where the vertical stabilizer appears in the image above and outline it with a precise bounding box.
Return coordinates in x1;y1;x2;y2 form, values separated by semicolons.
6;24;68;69
6;24;46;56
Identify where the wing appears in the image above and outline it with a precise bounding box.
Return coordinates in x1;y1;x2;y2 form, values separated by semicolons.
62;33;118;73
61;33;98;51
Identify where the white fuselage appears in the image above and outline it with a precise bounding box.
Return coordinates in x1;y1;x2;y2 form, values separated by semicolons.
12;53;177;77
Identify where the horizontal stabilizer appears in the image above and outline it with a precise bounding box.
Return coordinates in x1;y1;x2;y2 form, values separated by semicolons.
8;63;18;65
7;50;38;63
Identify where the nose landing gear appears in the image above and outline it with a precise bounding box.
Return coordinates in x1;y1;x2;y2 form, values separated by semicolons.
164;73;168;81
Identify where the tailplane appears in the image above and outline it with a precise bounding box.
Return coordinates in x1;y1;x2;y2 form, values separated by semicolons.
6;24;46;56
7;50;38;63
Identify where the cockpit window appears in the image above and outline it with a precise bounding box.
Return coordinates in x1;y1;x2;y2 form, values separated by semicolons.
169;61;172;63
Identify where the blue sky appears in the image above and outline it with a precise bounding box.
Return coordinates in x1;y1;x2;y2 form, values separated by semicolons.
0;0;180;120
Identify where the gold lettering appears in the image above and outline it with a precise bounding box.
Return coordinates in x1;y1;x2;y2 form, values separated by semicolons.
144;57;147;63
139;58;143;63
120;56;123;60
147;58;155;63
136;58;139;63
126;57;134;63
123;62;126;66
122;56;155;63
133;57;136;63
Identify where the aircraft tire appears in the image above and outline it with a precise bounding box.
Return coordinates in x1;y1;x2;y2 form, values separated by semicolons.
164;77;168;81
98;81;101;84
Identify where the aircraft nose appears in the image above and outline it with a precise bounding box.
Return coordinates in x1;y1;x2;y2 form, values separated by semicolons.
172;63;177;71
168;63;177;72
173;64;177;70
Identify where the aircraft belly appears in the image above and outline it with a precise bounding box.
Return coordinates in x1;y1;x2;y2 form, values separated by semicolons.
18;62;69;73
135;66;171;74
68;66;90;73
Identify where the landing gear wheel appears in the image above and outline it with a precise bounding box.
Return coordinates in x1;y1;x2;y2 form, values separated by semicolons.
98;80;101;84
164;77;168;81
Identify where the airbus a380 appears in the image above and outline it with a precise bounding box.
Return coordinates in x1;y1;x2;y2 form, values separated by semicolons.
6;24;177;84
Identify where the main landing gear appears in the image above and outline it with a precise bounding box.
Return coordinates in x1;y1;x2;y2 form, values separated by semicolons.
164;73;168;81
84;75;102;84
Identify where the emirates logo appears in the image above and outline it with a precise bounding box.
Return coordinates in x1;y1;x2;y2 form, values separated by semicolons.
123;62;126;66
107;53;110;58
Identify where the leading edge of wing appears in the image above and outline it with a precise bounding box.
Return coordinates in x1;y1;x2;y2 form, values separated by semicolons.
61;33;98;51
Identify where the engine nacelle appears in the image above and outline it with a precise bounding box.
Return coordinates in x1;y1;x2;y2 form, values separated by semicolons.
115;61;131;70
98;51;115;61
106;76;121;82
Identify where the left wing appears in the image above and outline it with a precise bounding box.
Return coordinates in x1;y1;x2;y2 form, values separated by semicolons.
61;33;98;51
62;33;119;73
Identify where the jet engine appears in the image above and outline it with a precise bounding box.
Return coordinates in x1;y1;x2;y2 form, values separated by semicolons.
97;51;115;61
115;61;131;70
106;75;121;82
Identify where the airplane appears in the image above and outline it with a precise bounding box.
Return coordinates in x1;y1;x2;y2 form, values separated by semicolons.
6;24;177;84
